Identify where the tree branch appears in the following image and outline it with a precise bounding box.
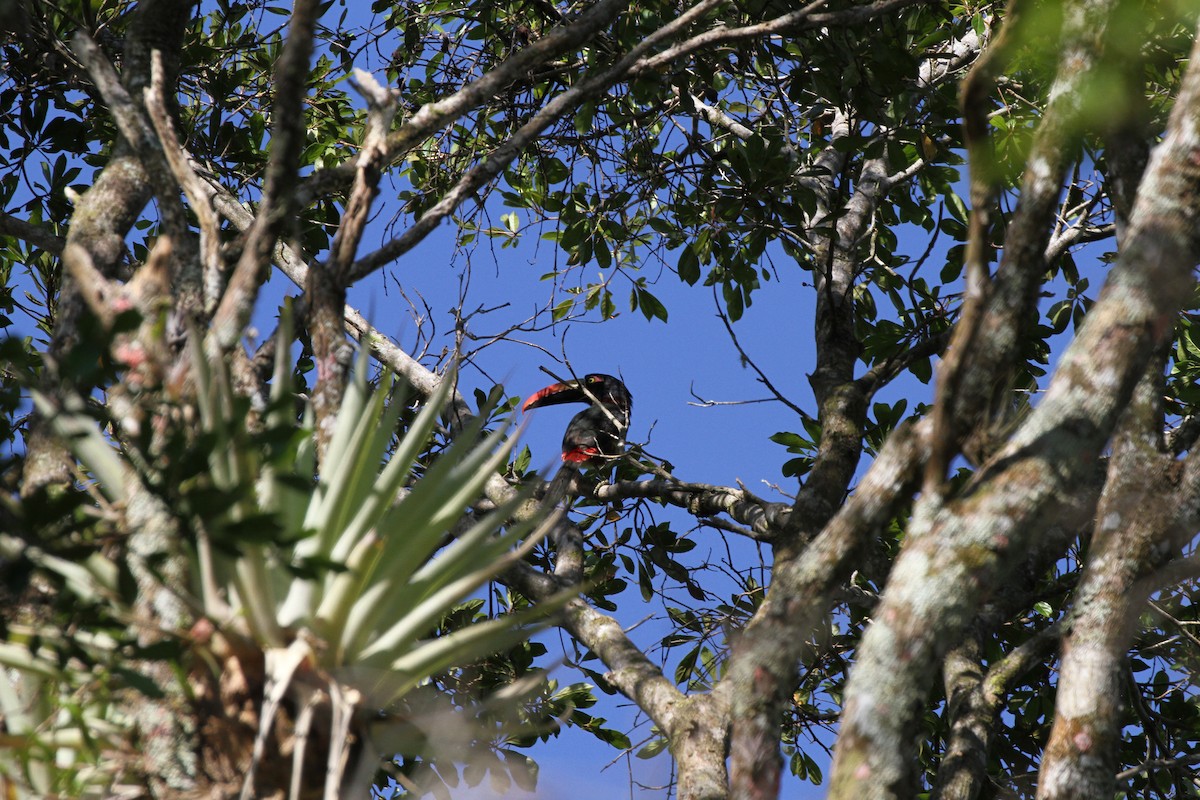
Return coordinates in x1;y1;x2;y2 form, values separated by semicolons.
144;50;220;313
24;0;191;496
725;417;929;798
208;0;320;353
922;0;1024;492
296;0;634;204
307;70;401;460
0;212;65;254
70;32;188;239
631;0;927;76
591;477;791;541
829;14;1200;793
347;0;725;282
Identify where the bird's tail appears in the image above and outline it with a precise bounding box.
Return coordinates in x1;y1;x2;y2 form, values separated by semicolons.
541;465;582;582
542;463;578;509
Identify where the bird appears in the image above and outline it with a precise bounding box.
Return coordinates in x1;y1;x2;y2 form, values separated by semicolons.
523;373;632;580
522;373;632;468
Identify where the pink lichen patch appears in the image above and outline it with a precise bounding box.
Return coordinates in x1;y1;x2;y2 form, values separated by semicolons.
190;617;216;644
114;341;147;368
1073;730;1092;752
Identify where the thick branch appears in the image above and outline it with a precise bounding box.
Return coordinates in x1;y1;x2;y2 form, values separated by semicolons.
725;418;928;799
307;71;401;461
0;212;65;254
71;32;188;238
1036;348;1181;800
590;477;791;541
924;0;1022;490
24;0;190;496
945;0;1120;474
829;20;1200;795
931;621;1064;800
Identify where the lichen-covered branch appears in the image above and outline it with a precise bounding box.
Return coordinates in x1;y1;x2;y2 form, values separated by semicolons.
829;22;1200;796
949;0;1125;470
725;418;929;798
591;477;791;541
507;564;729;799
0;212;65;254
23;0;191;495
1036;352;1188;800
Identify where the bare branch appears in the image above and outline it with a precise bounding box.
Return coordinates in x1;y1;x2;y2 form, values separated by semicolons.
714;289;811;421
855;331;950;398
297;0;634;204
1116;753;1200;783
144;50;221;312
0;212;65;254
307;70;402;460
347;0;726;282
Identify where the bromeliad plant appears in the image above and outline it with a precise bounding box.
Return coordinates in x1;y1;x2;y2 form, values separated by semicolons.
7;308;561;798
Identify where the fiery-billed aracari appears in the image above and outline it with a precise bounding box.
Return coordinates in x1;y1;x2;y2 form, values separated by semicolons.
524;373;631;579
522;373;632;468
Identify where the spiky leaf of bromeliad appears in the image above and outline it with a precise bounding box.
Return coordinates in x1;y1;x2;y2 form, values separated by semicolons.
30;306;569;795
184;320;562;689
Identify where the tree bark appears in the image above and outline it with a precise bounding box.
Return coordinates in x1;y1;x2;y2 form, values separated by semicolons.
829;20;1200;796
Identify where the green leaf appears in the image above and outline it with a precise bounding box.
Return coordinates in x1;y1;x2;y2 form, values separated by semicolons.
575;101;596;134
636;738;669;759
513;444;532;474
552;297;575;321
678;244;701;285
944;192;969;223
504;750;539;791
112;666;166;699
634;287;668;322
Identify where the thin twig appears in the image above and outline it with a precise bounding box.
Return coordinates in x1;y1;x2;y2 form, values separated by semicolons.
713;287;811;421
